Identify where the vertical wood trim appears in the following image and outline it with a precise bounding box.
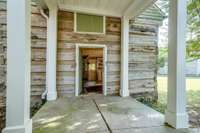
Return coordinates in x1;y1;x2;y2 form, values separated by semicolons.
46;6;58;101
103;16;106;34
4;0;32;132
74;12;77;32
75;44;79;96
120;16;129;97
103;46;107;96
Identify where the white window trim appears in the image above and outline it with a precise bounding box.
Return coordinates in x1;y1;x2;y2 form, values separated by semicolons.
74;12;106;35
75;43;107;96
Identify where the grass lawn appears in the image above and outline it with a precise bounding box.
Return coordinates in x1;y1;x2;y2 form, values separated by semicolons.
158;76;200;127
140;76;200;127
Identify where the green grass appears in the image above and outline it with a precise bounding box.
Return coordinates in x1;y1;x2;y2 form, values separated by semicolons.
157;76;200;106
139;76;200;127
158;76;200;127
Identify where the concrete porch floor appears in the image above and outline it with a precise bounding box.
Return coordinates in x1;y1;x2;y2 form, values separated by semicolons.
33;94;198;133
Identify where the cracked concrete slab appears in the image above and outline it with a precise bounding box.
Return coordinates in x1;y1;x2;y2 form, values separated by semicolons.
94;96;164;130
33;94;198;133
112;126;196;133
33;96;109;133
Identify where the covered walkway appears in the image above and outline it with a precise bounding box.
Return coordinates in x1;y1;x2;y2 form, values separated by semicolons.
33;95;194;133
3;0;189;132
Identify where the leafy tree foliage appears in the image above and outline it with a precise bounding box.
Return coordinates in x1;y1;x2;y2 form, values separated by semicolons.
158;48;168;68
187;0;200;61
157;0;200;61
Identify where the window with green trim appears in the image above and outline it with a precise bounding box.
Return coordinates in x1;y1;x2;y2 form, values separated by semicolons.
76;13;104;33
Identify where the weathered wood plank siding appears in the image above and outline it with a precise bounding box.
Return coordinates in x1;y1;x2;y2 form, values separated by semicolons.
0;0;6;97
0;2;164;129
31;5;47;98
0;94;5;132
0;1;164;131
0;1;6;131
128;5;164;98
0;1;47;101
0;3;163;98
0;2;47;130
57;11;121;96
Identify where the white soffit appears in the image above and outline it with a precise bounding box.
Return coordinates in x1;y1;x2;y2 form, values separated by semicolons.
58;0;133;17
38;0;156;18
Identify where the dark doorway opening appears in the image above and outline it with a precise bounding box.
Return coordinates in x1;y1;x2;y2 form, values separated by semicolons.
80;48;104;94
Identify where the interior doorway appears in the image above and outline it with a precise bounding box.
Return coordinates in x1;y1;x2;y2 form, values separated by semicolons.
75;44;107;96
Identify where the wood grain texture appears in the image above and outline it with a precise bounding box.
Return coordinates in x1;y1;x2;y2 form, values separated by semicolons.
31;5;47;97
0;1;164;130
0;1;6;130
128;18;159;98
0;3;47;100
0;2;162;99
57;11;121;95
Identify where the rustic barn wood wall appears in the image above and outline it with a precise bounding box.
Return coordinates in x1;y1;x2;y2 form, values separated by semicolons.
0;94;5;132
31;4;47;101
0;0;163;129
0;1;6;131
0;1;47;104
0;2;164;99
128;5;164;98
0;1;164;129
0;1;47;130
0;0;6;99
57;11;121;96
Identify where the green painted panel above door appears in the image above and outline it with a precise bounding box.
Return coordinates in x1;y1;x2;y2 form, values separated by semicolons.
76;13;104;33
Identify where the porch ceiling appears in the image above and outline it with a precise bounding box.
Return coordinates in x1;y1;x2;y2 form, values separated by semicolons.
38;0;156;19
58;0;133;17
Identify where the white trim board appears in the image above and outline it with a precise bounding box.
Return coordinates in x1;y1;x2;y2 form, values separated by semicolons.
75;44;107;96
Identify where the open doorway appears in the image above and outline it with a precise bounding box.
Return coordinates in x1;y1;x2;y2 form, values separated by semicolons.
75;44;107;96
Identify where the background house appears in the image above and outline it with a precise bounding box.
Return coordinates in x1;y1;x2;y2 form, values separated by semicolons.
158;59;200;76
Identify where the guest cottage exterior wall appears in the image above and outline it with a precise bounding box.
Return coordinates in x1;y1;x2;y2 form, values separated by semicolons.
57;11;121;96
0;1;164;100
0;1;48;131
0;1;48;105
0;1;6;130
129;5;164;98
0;1;164;130
56;8;164;97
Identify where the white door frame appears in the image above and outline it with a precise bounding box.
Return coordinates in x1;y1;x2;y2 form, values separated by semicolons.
75;43;107;96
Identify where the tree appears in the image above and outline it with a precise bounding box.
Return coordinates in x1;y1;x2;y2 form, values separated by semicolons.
158;47;168;68
187;0;200;61
157;0;200;61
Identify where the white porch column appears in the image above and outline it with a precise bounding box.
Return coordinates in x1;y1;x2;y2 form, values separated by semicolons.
46;6;58;101
3;0;32;133
120;16;130;97
165;0;188;129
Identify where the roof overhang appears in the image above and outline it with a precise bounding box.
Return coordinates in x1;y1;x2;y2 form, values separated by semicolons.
124;0;157;19
37;0;156;19
35;0;48;9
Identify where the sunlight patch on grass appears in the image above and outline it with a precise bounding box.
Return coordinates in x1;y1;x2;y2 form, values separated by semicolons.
157;76;200;106
157;76;200;92
157;76;200;127
138;76;200;127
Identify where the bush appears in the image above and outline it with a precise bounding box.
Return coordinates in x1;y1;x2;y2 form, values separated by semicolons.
136;97;166;114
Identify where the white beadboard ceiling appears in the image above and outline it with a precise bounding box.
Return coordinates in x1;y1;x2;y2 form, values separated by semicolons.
58;0;133;17
38;0;156;18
